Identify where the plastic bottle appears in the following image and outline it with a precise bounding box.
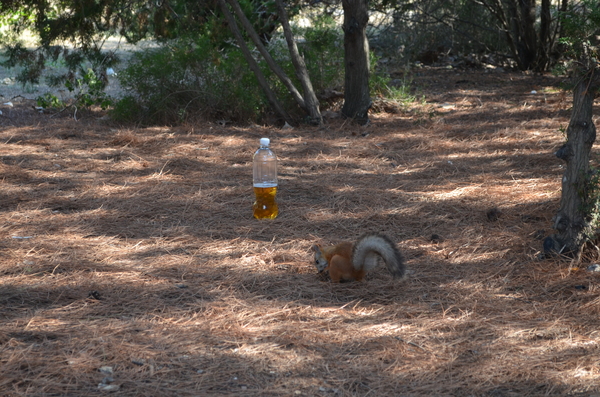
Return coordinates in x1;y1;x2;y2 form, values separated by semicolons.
253;138;278;219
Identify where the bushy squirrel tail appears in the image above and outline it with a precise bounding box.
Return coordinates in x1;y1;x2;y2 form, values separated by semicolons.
351;233;405;279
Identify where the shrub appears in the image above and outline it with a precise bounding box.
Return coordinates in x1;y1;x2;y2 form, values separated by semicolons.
113;37;268;124
299;15;345;94
113;13;419;125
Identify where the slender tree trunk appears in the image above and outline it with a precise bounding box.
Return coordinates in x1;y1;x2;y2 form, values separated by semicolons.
274;0;322;125
544;71;600;256
519;0;538;69
218;0;295;126
558;0;569;38
341;0;371;125
224;0;305;111
223;0;321;125
538;0;552;70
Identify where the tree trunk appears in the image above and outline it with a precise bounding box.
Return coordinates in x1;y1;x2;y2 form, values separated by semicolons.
518;0;538;70
538;0;552;71
544;72;600;256
505;0;537;70
341;0;371;125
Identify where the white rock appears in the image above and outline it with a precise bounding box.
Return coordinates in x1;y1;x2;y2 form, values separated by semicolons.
97;384;120;392
587;264;600;272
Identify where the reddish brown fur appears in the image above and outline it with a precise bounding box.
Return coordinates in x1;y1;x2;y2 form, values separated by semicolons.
314;242;366;282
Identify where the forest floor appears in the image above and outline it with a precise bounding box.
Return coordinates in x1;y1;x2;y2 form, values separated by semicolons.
2;66;600;396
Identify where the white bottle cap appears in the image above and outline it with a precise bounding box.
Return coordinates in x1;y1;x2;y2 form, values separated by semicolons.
260;138;270;147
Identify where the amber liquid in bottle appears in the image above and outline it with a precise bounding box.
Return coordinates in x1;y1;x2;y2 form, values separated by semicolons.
253;186;278;219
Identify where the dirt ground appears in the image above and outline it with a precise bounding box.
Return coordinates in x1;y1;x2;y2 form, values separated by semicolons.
2;67;600;396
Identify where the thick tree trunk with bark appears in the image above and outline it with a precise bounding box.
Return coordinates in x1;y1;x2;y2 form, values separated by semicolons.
544;72;600;256
341;0;371;125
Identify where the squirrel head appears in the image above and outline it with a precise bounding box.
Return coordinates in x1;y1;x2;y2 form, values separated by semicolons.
312;244;329;273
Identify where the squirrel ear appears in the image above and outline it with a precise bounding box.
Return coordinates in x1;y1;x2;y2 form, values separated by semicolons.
312;244;321;252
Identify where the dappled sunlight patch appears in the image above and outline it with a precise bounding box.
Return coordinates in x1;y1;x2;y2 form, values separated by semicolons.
220;136;250;148
304;209;338;222
108;130;144;147
431;184;482;199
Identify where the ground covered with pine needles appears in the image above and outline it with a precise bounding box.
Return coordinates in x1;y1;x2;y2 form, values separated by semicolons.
2;67;600;396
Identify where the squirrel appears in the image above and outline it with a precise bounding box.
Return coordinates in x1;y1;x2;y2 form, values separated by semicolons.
312;233;405;282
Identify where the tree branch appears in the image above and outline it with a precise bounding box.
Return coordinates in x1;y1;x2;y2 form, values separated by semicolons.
218;0;295;125
224;0;306;111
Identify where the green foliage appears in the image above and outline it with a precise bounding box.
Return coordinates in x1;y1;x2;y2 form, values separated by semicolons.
2;41;118;107
35;68;113;111
0;0;227;47
113;37;267;124
1;1;424;124
553;1;600;83
0;0;273;105
114;14;345;124
369;53;390;94
369;52;418;107
113;11;420;125
559;0;600;67
36;93;64;109
298;15;344;93
263;13;344;106
383;80;419;104
67;68;114;110
579;165;600;240
2;43;46;86
1;41;115;111
110;95;145;123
